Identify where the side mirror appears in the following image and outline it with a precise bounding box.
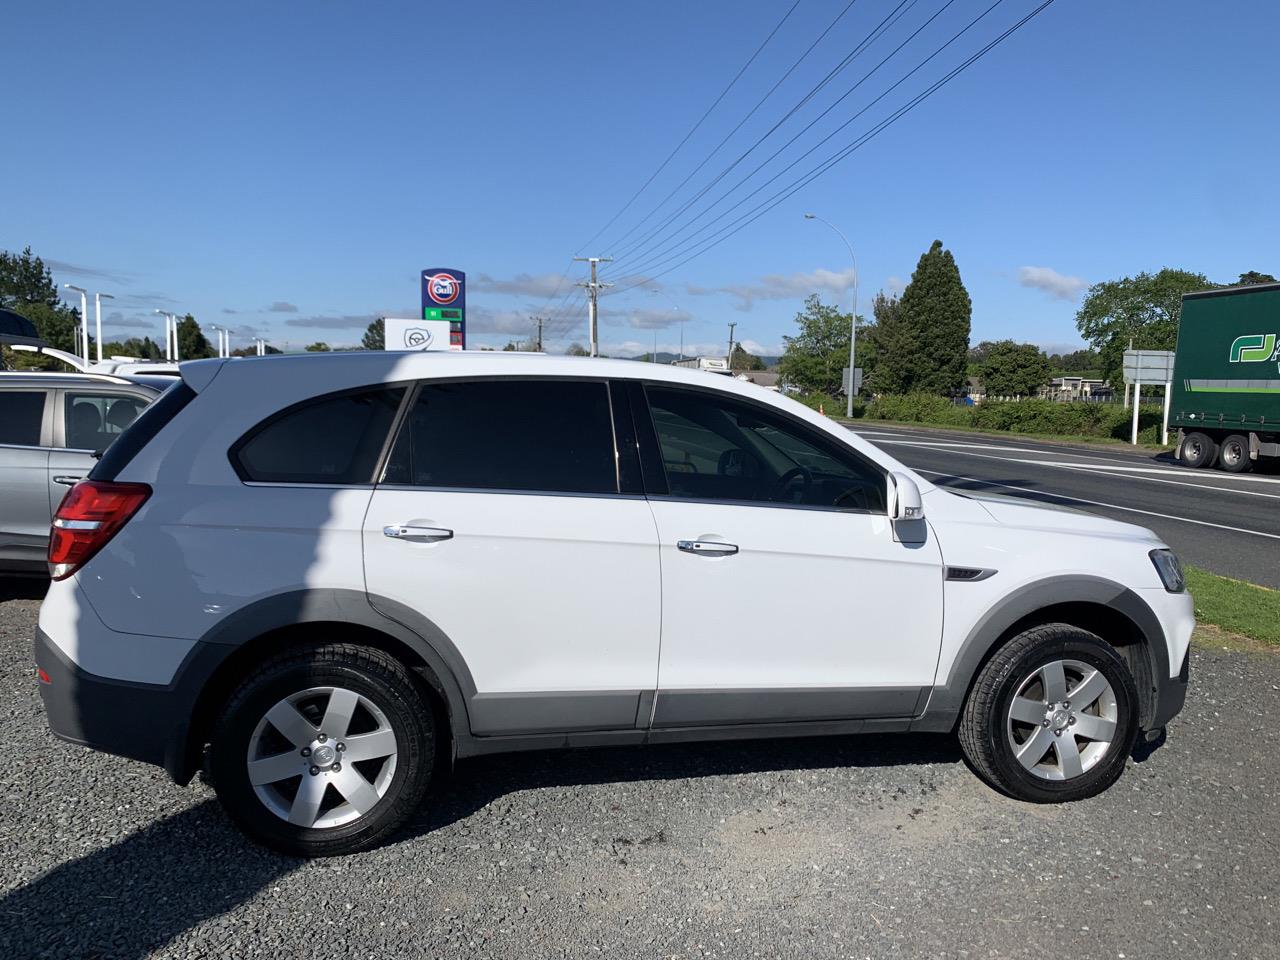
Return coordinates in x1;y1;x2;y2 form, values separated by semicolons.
887;471;925;521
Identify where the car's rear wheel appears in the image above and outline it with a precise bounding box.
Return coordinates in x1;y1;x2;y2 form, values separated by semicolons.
209;643;434;856
1180;431;1217;468
958;623;1139;803
1218;434;1252;473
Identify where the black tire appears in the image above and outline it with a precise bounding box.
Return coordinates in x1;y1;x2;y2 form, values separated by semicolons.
1218;433;1252;473
209;643;435;857
1180;431;1217;469
958;623;1139;803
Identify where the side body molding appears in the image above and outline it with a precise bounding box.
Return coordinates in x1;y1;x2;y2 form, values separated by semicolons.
911;575;1169;733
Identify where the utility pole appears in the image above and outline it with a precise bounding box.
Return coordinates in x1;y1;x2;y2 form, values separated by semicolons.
534;316;545;352
574;256;613;357
727;322;737;370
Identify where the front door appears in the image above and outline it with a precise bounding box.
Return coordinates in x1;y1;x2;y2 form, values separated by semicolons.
363;378;661;737
637;384;945;727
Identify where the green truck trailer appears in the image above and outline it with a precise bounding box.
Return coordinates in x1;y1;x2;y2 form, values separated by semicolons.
1171;281;1280;471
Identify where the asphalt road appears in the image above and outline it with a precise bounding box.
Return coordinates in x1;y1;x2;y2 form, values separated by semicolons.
2;586;1277;960
853;423;1280;588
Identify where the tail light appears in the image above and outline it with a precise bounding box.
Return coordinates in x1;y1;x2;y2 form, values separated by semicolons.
48;481;151;580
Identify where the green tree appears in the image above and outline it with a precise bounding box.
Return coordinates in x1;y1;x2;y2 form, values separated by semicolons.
895;240;971;395
1046;348;1100;376
361;317;385;350
730;343;766;371
1236;271;1277;286
175;314;216;359
977;340;1050;397
777;294;854;395
0;247;85;368
0;247;61;308
1075;269;1212;385
566;343;589;356
866;290;916;394
305;341;332;352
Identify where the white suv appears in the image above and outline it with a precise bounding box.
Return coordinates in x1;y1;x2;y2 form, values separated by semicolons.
34;352;1192;856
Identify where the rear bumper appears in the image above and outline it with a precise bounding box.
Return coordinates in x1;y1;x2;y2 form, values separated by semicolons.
34;627;227;783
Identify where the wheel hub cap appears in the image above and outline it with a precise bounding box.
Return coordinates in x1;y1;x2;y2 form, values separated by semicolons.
1050;708;1070;729
311;743;336;767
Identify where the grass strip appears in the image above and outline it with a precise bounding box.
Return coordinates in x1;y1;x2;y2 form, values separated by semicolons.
1185;565;1280;646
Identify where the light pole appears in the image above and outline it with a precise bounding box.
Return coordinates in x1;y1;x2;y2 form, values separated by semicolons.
804;213;859;417
94;293;114;363
155;310;179;361
64;284;89;365
645;283;685;361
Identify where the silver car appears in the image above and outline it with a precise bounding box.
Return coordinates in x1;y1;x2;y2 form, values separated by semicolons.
0;372;165;574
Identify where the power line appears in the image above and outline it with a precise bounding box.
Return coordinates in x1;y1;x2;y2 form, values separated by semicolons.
605;0;923;266
599;0;868;256
575;0;803;256
612;0;1013;283
605;0;1059;297
611;0;956;275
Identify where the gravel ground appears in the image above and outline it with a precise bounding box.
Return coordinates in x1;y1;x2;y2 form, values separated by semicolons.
2;584;1277;960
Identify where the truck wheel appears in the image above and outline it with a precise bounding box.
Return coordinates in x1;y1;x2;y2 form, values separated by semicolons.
958;623;1139;803
209;643;435;857
1218;434;1252;473
1180;431;1217;468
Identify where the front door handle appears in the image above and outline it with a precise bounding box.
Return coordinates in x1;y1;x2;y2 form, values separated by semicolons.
383;524;454;543
53;476;82;487
677;539;739;556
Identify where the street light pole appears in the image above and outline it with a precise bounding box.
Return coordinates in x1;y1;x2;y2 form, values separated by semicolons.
94;293;114;363
64;284;89;365
804;213;859;417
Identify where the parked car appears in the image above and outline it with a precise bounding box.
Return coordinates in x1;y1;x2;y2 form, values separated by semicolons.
34;352;1192;856
0;372;165;573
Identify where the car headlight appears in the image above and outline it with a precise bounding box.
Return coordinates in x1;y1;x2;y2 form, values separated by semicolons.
1149;548;1186;593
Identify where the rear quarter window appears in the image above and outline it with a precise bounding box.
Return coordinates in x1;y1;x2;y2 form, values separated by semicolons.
232;386;405;484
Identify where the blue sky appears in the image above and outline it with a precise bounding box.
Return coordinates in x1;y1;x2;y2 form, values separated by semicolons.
4;1;1277;357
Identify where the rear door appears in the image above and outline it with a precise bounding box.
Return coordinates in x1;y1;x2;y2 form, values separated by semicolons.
48;388;154;507
362;378;661;737
0;387;53;566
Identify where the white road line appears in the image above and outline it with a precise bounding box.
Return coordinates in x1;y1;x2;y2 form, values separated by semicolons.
916;469;1280;541
854;431;1172;469
870;437;1280;492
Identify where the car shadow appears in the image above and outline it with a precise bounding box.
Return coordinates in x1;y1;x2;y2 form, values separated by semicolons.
0;575;49;602
409;731;964;834
0;799;302;960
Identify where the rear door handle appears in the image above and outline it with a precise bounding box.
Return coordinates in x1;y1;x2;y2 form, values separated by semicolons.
677;539;738;556
53;476;82;486
383;524;454;543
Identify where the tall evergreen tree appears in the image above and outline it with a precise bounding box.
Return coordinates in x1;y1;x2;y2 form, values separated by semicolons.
0;247;61;308
175;314;216;359
361;317;385;350
897;240;971;395
866;291;915;394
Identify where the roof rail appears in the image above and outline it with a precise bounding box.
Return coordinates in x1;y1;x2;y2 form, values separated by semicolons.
0;369;134;385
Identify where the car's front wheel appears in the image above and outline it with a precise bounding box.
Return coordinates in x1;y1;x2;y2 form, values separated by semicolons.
209;643;435;856
958;624;1139;803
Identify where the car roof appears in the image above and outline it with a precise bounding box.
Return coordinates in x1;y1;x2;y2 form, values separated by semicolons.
0;370;166;392
178;350;762;397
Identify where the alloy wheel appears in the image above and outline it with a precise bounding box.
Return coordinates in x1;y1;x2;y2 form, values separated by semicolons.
1006;659;1118;781
246;686;399;829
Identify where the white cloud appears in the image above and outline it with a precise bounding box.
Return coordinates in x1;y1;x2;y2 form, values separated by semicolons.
284;314;376;330
465;305;540;336
686;267;856;311
1018;266;1088;301
470;272;574;299
885;275;905;296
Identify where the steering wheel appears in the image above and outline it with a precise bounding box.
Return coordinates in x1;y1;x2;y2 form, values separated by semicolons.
773;465;813;500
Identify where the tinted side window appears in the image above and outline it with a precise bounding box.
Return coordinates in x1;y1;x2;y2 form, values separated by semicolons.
644;386;885;512
0;391;46;446
383;379;617;494
65;392;150;450
234;386;405;484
